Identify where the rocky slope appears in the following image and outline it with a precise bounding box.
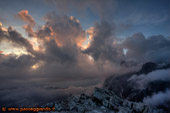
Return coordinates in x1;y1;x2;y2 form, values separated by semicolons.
104;62;170;112
39;87;165;113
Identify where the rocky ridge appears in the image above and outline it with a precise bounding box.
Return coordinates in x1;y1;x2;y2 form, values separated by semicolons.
103;62;170;111
39;87;165;113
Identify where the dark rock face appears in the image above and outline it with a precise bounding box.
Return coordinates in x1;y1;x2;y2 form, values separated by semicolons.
139;62;157;74
39;88;165;113
103;62;170;112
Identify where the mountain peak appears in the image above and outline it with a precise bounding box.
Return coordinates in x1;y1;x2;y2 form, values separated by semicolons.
139;62;157;74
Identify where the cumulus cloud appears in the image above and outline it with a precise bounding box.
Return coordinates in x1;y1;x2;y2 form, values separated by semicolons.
1;11;169;86
1;12;115;83
83;21;124;63
0;26;35;55
0;14;132;108
16;10;35;26
23;24;35;37
34;12;87;64
143;89;170;107
122;32;170;63
42;12;86;47
83;24;170;65
16;10;36;37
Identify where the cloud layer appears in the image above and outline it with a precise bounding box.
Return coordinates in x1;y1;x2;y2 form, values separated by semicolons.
143;89;170;107
128;68;170;89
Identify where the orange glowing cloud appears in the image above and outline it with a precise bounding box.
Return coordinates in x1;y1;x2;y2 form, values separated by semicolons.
17;10;35;26
29;38;45;52
54;38;62;47
23;24;35;37
79;27;95;50
0;22;7;31
17;10;36;37
31;60;45;70
0;51;3;54
37;15;88;49
45;37;50;42
44;26;63;47
75;36;87;49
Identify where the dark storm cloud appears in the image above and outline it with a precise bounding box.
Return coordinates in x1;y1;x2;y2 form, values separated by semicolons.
122;33;170;63
84;27;169;67
36;26;51;39
42;12;86;45
0;26;36;55
44;40;78;63
7;27;35;54
0;12;107;83
0;55;37;80
0;12;108;85
35;12;86;63
1;11;169;82
83;21;124;63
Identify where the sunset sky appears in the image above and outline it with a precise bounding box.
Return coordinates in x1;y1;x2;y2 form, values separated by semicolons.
0;0;169;107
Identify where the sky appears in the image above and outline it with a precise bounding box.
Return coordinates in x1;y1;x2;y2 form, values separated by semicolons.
0;0;169;108
0;0;169;37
